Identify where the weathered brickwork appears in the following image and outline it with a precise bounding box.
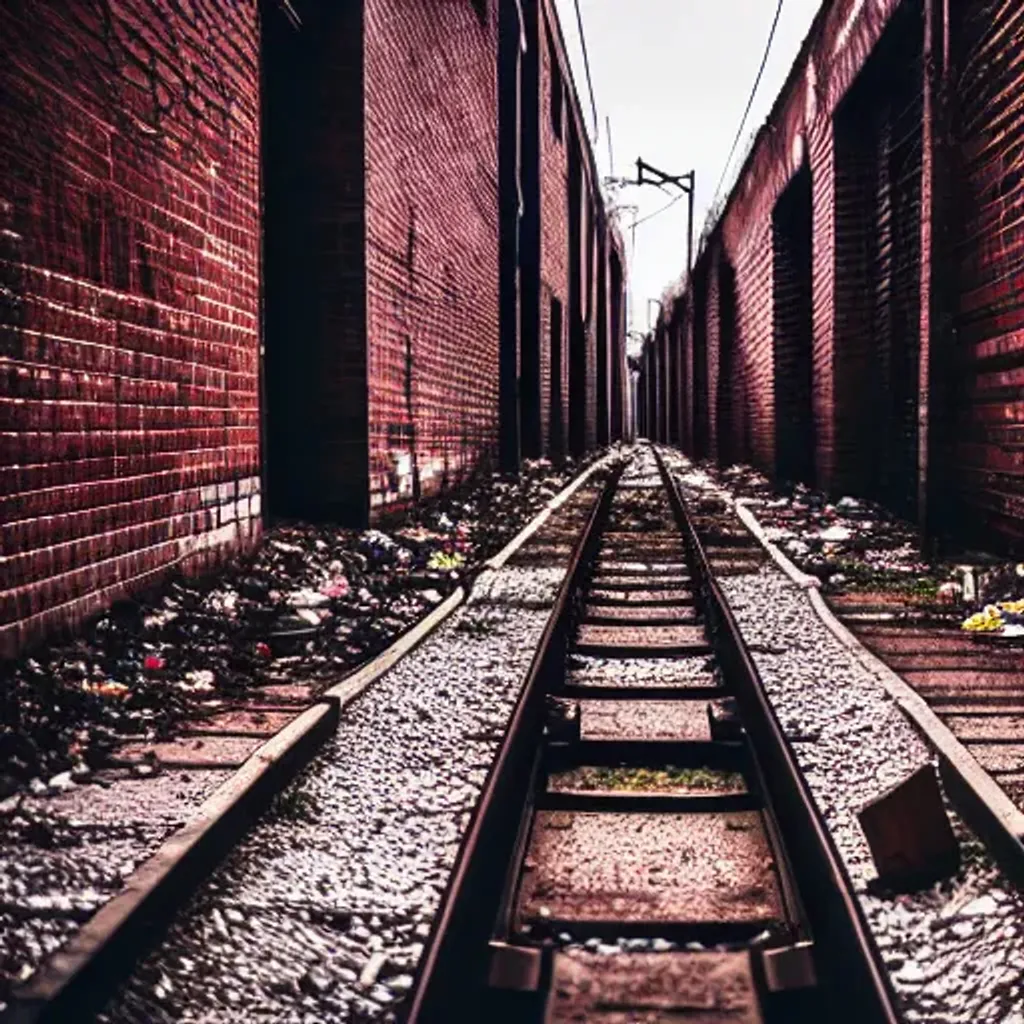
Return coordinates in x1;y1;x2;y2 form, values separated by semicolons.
946;0;1024;546
539;1;571;457
364;0;500;513
657;0;919;496
0;0;261;657
659;0;1024;550
0;0;623;655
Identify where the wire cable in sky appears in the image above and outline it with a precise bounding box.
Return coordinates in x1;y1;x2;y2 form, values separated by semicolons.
711;0;784;210
632;191;686;229
573;0;600;140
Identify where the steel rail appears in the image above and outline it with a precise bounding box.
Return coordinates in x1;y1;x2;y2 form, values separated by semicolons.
403;462;623;1023
653;446;903;1024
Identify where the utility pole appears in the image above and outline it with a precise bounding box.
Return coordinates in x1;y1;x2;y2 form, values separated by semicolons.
635;158;695;277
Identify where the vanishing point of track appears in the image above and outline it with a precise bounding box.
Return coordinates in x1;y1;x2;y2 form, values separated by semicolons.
406;446;901;1023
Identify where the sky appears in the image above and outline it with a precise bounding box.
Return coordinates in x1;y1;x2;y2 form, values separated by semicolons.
554;0;823;342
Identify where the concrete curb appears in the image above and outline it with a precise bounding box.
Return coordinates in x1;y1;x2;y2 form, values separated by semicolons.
733;498;821;590
6;703;338;1024
3;456;610;1024
484;456;611;570
320;586;466;709
737;500;1024;880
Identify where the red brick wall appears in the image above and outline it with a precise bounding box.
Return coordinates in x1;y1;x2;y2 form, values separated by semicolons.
672;0;904;486
608;230;627;440
946;0;1024;547
539;0;570;455
364;0;499;514
584;200;599;451
705;243;722;460
0;0;261;658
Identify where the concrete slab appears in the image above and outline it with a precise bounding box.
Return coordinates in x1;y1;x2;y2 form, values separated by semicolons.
589;588;694;606
584;605;698;625
579;700;712;742
576;624;710;657
518;810;783;926
546;950;763;1023
112;736;265;769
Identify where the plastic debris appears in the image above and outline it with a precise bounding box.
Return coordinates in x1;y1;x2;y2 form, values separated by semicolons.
82;680;130;699
180;670;216;693
0;451;593;794
320;578;351;599
818;525;852;542
961;600;1024;633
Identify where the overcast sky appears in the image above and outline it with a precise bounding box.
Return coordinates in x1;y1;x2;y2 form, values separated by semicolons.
554;0;822;339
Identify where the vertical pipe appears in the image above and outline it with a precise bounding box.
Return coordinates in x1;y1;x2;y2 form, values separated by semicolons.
498;0;523;471
918;0;947;546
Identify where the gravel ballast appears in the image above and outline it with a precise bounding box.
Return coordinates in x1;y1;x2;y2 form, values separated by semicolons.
0;453;613;1012
93;483;606;1023
659;447;1024;1024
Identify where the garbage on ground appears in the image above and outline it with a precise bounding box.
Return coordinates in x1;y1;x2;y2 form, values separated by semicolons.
0;451;599;797
961;600;1024;637
683;457;1024;634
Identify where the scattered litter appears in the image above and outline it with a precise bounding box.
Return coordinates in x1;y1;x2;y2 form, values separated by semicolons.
1;452;598;796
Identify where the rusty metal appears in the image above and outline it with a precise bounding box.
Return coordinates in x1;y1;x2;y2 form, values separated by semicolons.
654;447;902;1024
407;449;903;1023
403;464;623;1023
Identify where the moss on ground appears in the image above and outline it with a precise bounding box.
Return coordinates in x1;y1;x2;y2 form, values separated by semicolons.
551;765;746;794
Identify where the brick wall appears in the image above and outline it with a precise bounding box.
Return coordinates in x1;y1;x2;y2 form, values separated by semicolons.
539;1;570;456
669;0;905;486
608;232;626;440
364;0;500;514
946;0;1024;548
0;0;261;658
582;200;599;452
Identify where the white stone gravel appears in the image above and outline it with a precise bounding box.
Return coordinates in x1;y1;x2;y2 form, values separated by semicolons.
96;487;604;1024
660;447;1024;1024
569;654;718;688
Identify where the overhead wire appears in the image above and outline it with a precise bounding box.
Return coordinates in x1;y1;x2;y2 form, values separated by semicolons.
633;192;686;229
710;0;785;211
573;0;600;140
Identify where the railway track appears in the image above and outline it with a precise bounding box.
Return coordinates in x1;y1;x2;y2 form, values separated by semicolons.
834;600;1024;811
406;446;901;1023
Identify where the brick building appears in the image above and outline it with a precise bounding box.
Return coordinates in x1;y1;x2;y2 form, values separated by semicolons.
0;0;628;656
264;0;504;524
514;0;627;464
647;0;1024;552
0;0;263;658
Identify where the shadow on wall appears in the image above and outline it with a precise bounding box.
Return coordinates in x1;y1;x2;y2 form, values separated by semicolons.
832;0;923;516
772;162;815;488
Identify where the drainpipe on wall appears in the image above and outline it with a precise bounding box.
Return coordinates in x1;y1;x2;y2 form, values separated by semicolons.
918;0;951;554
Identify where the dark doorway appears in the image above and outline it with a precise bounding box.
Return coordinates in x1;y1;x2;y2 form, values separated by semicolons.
832;0;922;514
550;296;565;457
717;259;739;467
260;0;368;524
260;0;304;520
772;164;815;486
